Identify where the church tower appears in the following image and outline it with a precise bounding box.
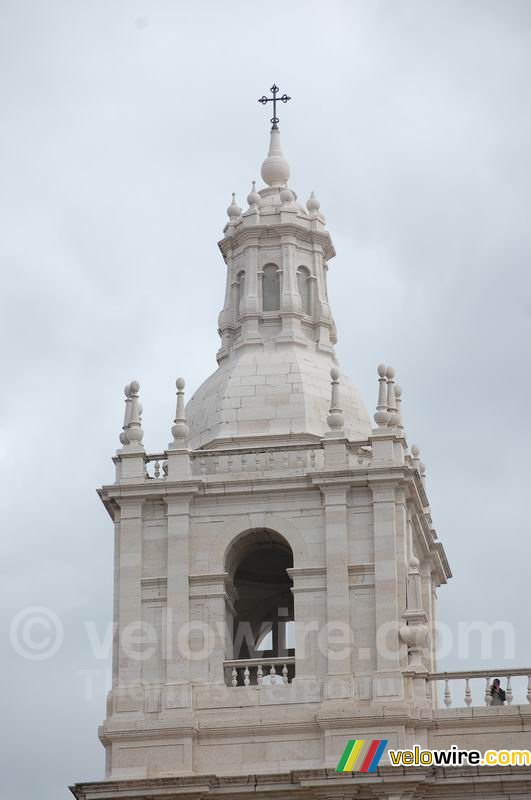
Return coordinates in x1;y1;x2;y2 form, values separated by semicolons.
72;94;462;799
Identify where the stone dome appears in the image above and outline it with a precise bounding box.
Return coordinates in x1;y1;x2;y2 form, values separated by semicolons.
186;346;371;450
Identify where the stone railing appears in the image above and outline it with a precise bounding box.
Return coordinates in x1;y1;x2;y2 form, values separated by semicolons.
142;442;372;481
191;445;324;477
428;668;531;708
144;454;167;480
224;657;295;687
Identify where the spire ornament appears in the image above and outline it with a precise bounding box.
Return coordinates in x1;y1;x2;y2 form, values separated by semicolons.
306;191;321;214
119;383;132;446
374;364;391;427
246;181;261;210
327;367;344;431
280;185;295;205
386;366;400;427
125;380;144;446
411;444;421;473
227;193;241;222
171;377;190;444
258;83;291;130
394;383;404;430
261;127;290;187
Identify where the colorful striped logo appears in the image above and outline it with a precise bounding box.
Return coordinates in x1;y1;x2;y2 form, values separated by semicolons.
335;739;388;772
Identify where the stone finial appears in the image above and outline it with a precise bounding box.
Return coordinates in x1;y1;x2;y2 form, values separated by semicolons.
125;380;144;446
374;364;391;427
386;366;400;427
394;383;404;430
419;460;427;486
306;191;320;213
227;193;241;222
261;127;290;187
119;383;132;445
327;367;344;430
280;185;295;205
411;444;421;472
171;377;190;443
246;180;261;210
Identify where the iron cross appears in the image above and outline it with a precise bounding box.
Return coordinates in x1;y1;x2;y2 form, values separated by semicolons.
258;84;291;130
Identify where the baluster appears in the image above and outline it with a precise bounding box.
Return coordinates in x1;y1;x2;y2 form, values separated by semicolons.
269;451;275;470
506;676;513;705
200;456;206;475
214;457;219;474
228;455;233;473
257;664;263;685
269;664;276;679
162;460;168;477
296;452;302;468
255;452;260;470
282;664;288;684
154;460;160;479
244;667;250;687
527;675;531;704
283;451;289;469
443;678;452;708
464;678;472;707
485;677;492;705
231;668;238;688
311;449;316;469
242;454;247;471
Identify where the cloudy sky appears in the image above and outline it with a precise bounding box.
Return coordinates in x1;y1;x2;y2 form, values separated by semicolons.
1;1;530;798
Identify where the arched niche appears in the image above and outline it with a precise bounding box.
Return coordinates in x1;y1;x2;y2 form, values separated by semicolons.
297;266;311;315
262;263;280;312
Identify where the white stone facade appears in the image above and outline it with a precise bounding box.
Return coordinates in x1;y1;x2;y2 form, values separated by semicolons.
71;125;531;800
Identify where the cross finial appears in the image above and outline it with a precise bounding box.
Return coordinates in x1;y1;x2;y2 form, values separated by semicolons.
258;84;291;130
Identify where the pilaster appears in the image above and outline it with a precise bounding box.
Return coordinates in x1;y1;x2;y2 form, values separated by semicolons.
115;497;143;707
371;483;403;701
322;485;353;696
164;496;193;695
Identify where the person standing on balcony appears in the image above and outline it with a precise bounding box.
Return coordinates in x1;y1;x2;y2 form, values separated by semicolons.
490;678;507;705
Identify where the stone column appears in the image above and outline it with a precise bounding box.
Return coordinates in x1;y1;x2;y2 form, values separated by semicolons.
322;485;353;697
371;483;403;701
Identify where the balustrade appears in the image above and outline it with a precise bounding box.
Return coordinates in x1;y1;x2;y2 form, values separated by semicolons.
134;441;374;481
428;668;531;708
224;657;295;687
191;445;323;476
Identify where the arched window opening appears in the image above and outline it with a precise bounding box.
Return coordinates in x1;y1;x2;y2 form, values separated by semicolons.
236;270;245;316
262;264;280;312
224;529;295;685
297;266;311;315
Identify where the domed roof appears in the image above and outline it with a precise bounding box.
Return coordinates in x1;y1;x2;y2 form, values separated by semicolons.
186;347;371;449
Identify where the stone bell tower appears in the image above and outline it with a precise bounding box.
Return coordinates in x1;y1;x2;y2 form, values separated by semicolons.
72;98;455;800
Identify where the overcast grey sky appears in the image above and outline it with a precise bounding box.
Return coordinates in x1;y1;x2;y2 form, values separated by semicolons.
1;1;530;798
